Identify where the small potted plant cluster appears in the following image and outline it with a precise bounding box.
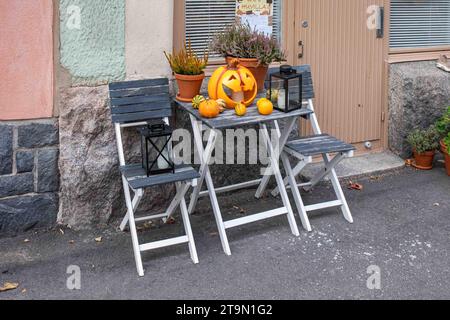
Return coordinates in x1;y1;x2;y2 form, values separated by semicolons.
407;126;440;170
210;23;286;92
436;106;450;176
164;40;208;102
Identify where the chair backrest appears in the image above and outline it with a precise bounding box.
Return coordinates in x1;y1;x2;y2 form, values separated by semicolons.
265;64;315;100
109;78;171;125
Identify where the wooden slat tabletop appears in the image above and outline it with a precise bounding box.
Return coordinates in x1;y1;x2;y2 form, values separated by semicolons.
175;97;314;129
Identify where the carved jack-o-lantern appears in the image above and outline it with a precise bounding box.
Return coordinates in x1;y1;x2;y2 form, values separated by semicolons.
208;59;258;109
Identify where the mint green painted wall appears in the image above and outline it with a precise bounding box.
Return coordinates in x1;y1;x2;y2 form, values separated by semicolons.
60;0;125;85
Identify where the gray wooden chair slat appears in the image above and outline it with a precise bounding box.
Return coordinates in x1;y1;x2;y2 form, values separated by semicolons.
121;164;200;189
109;85;170;99
265;64;315;100
109;78;168;90
111;109;172;124
286;134;355;157
111;94;170;107
111;102;171;115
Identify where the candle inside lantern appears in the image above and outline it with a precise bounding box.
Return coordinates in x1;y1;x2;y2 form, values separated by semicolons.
278;89;286;110
158;148;170;170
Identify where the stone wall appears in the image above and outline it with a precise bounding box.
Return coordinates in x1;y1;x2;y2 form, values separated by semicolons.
0;120;59;236
389;61;450;158
58;86;175;229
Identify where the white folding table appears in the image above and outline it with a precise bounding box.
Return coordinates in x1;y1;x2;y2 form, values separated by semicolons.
176;99;313;255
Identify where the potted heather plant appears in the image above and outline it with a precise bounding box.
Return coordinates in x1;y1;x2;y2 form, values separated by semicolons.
407;126;440;170
164;40;208;102
435;106;450;175
211;23;286;92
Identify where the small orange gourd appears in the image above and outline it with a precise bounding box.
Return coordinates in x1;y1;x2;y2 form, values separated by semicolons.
257;99;274;116
235;102;247;117
199;100;220;119
208;59;258;109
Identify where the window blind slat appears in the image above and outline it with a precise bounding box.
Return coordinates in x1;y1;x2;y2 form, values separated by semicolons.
390;0;450;48
185;0;282;58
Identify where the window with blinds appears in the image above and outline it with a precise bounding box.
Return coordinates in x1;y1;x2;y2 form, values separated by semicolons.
185;0;282;58
390;0;450;49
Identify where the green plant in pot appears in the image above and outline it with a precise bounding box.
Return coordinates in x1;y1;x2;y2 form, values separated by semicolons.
407;126;440;170
435;106;450;176
210;23;286;93
442;132;450;176
164;40;208;102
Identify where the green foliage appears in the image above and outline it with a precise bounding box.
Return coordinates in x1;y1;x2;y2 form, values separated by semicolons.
435;106;450;138
210;23;286;65
164;40;208;76
444;132;450;155
407;126;440;154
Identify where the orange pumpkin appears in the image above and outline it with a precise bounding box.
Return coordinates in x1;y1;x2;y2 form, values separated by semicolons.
257;98;274;116
199;100;220;119
208;59;258;109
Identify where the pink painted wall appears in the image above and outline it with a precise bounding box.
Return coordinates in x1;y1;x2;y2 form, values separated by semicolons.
0;0;54;120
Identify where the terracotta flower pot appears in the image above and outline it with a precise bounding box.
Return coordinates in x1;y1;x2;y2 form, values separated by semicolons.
237;58;268;93
225;55;237;65
175;73;205;102
413;150;435;170
440;140;450;176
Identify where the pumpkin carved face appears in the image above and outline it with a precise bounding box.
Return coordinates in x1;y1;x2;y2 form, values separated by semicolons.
208;59;258;109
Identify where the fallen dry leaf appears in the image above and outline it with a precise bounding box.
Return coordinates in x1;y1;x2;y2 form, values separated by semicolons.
59;228;65;235
405;159;414;166
348;182;363;191
95;237;103;243
0;282;19;293
21;289;27;294
166;217;176;225
23;239;30;243
69;240;75;245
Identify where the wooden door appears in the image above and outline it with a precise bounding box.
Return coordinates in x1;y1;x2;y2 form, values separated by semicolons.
294;0;386;149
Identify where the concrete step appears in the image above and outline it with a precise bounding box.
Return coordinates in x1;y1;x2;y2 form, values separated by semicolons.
301;151;405;181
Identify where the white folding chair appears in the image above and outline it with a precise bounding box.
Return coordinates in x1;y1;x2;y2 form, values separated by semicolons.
257;65;355;232
109;78;200;277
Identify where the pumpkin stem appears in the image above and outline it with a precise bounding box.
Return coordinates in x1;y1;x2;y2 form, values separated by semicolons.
228;58;240;69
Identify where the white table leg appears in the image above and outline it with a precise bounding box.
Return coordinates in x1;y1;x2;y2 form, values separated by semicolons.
189;115;231;255
189;116;217;214
261;123;300;237
256;118;297;198
281;153;312;232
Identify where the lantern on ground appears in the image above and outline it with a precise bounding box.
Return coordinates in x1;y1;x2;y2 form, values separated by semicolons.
269;65;303;113
138;122;175;177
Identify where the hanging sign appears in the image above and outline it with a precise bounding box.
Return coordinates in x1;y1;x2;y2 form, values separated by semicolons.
236;0;274;36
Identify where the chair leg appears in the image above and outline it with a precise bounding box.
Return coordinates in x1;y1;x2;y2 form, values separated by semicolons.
272;160;309;197
120;189;144;231
329;166;354;224
281;153;312;232
122;177;145;277
179;193;199;264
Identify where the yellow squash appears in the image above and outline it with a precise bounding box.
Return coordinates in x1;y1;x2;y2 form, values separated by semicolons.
235;103;247;117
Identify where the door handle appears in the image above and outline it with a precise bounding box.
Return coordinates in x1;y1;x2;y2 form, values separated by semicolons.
376;6;384;38
298;41;304;59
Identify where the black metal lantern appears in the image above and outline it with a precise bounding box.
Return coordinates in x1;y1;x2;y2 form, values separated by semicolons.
138;122;175;177
269;65;303;113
